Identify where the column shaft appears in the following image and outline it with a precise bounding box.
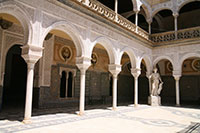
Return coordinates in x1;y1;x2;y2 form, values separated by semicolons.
79;70;86;115
174;15;178;40
115;0;118;13
112;75;117;109
135;12;138;32
134;77;138;106
175;78;180;106
23;63;35;123
149;23;151;35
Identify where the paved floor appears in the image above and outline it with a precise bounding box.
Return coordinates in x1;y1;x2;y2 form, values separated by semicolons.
0;104;200;133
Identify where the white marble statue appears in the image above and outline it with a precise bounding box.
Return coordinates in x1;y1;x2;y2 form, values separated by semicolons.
149;68;163;96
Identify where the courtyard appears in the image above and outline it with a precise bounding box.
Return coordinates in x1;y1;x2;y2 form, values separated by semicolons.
0;104;199;133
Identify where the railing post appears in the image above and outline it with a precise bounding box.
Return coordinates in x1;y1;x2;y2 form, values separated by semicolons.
135;11;139;33
115;0;118;22
173;13;179;40
147;18;152;35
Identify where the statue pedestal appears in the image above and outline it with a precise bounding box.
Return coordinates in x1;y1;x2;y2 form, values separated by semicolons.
148;96;161;106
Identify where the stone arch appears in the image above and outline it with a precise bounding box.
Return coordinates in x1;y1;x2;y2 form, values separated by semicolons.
141;4;150;20
1;40;24;85
152;8;173;18
153;56;174;69
180;53;200;68
91;36;116;64
119;47;137;68
0;1;32;45
178;0;200;12
41;21;84;57
139;54;152;74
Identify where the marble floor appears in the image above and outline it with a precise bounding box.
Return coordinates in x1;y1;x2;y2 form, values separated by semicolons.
0;104;200;133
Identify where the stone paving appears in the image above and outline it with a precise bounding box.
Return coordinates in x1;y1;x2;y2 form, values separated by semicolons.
0;104;200;133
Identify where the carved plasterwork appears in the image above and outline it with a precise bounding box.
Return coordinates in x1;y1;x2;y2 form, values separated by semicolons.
192;59;200;71
59;45;72;62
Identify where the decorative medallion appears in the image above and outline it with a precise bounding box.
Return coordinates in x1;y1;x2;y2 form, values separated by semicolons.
192;59;200;71
91;53;98;65
59;46;72;62
166;62;173;71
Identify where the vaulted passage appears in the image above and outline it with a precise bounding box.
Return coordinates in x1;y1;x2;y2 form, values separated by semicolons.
2;45;27;110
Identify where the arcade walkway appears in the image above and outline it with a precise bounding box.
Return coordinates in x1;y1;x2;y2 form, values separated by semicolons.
0;105;199;133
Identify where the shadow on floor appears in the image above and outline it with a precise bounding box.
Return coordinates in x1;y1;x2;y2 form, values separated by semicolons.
178;122;200;133
0;103;132;122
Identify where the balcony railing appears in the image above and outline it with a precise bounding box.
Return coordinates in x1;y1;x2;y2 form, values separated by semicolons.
74;0;150;40
56;0;200;45
150;26;200;43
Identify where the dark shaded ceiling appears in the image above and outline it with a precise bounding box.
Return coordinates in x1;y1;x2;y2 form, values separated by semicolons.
180;1;200;14
97;0;133;14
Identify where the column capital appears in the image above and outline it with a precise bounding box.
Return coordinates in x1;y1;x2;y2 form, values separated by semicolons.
131;68;141;78
146;18;152;24
173;75;181;81
21;45;43;64
133;8;140;13
173;70;181;77
173;12;179;18
108;64;121;78
76;56;91;73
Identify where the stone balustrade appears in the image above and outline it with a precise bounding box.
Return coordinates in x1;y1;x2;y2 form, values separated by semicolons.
150;26;200;43
57;0;200;45
74;0;150;40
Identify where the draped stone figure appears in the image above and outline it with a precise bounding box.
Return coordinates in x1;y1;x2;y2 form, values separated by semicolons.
149;68;163;96
148;68;163;106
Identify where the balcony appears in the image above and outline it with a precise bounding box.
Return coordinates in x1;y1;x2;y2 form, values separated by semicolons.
56;0;200;46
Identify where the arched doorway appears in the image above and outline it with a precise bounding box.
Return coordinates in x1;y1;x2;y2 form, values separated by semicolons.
178;1;200;30
88;43;110;106
180;57;200;105
152;9;173;33
155;59;175;105
2;45;27;110
118;53;134;104
138;60;149;104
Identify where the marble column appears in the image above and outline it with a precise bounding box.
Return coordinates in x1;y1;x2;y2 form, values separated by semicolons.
23;63;35;123
135;11;139;33
115;0;118;22
109;64;121;110
173;75;181;106
147;19;152;35
76;57;91;115
21;45;43;124
79;69;86;115
131;68;141;107
173;13;179;40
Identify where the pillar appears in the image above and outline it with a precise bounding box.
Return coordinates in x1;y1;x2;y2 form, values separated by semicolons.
131;68;141;107
21;45;43;124
23;63;35;123
76;57;91;115
115;0;118;22
173;13;179;40
109;64;121;110
147;19;152;35
135;11;139;33
173;75;181;106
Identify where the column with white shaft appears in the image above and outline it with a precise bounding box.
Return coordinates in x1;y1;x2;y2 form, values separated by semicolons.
109;64;121;110
131;68;141;107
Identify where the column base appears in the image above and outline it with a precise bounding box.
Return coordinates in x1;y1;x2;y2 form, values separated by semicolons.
78;111;84;116
134;104;138;107
112;107;117;111
22;119;32;124
176;104;180;107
